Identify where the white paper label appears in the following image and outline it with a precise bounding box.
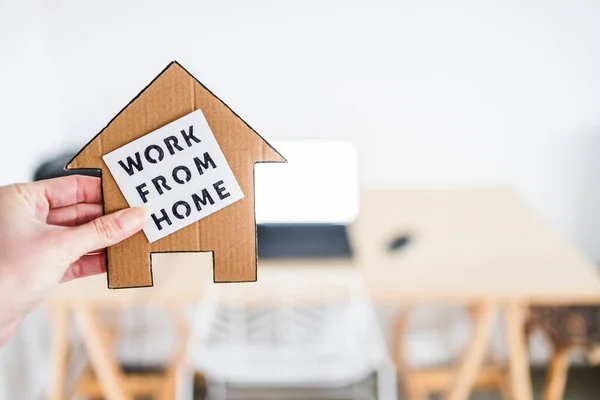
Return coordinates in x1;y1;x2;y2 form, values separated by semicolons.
102;109;244;243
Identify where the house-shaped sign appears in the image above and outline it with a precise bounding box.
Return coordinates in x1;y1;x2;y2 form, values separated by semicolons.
66;61;285;289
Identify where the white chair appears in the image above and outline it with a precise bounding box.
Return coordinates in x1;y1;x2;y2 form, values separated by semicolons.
187;269;396;400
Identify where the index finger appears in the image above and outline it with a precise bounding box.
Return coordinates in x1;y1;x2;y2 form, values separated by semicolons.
35;175;102;208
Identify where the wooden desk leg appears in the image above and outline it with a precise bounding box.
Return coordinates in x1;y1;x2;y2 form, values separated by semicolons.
160;307;191;400
543;346;571;400
391;307;424;400
48;306;69;400
504;302;534;400
445;302;498;400
73;305;129;400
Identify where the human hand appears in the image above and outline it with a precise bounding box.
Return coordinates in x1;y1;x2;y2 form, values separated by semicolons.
0;175;148;345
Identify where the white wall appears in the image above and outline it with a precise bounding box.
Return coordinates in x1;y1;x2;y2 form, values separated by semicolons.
0;0;65;185
38;0;600;261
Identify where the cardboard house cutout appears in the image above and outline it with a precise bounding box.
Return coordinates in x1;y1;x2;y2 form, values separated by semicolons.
66;61;285;289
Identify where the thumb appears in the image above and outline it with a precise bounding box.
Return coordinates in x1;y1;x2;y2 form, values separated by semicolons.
62;207;149;257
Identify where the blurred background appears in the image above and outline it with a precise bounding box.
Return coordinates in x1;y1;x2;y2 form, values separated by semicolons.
2;1;600;399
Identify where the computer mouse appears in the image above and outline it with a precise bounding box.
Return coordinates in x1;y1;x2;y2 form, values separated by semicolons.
388;234;412;252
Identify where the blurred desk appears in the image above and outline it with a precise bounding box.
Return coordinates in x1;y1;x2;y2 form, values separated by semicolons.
352;188;600;304
47;188;600;400
351;188;600;400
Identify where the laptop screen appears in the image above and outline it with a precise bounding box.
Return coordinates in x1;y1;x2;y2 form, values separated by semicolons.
254;140;359;225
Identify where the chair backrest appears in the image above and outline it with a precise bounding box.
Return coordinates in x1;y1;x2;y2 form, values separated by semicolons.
190;270;387;385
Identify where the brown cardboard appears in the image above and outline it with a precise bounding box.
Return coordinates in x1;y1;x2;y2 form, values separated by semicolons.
66;61;285;289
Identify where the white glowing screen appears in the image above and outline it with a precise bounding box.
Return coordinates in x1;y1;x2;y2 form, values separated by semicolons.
254;140;359;224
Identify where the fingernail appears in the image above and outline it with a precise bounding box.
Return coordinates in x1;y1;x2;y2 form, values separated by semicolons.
118;207;149;232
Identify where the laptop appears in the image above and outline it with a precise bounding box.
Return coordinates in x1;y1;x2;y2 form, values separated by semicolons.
254;140;359;259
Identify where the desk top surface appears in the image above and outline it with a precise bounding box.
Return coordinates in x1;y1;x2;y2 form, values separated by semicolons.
47;188;600;306
352;188;600;304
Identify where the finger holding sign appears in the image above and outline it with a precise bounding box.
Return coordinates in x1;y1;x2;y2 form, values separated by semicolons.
47;202;104;227
62;251;107;283
61;207;149;256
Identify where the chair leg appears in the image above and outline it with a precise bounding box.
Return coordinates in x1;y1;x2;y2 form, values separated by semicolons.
504;302;534;400
446;302;498;400
73;305;129;400
48;306;70;400
543;346;571;400
392;307;426;400
160;307;191;400
498;369;512;400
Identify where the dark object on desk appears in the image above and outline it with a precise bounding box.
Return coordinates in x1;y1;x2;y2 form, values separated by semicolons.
388;234;411;252
33;152;100;181
257;224;353;259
